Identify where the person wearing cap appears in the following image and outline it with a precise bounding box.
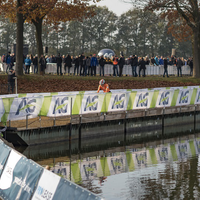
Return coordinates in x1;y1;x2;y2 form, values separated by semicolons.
97;79;110;93
90;54;98;76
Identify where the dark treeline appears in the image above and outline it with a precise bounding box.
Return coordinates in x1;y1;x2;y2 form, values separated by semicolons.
0;7;192;58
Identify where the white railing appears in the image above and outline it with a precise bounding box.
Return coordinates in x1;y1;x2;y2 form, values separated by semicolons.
0;63;191;76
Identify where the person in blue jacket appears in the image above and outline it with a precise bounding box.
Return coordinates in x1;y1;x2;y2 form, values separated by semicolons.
24;55;32;74
154;56;159;66
90;54;98;76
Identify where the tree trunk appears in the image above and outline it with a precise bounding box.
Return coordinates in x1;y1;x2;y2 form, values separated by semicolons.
33;18;43;74
16;0;24;76
192;31;200;78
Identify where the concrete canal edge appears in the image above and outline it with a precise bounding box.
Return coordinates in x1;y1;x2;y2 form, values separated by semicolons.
3;104;200;146
0;139;103;200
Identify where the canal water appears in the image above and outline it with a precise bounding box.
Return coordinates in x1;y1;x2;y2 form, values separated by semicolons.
16;113;200;200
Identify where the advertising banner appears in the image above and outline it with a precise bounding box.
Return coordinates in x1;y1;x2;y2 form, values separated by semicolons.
1;86;200;122
80;93;105;115
132;150;147;169
176;88;193;106
8;97;44;121
80;158;102;180
53;178;102;200
0;150;43;200
155;89;174;108
175;141;191;159
0;143;10;176
31;169;61;200
47;95;71;117
107;153;126;175
133;91;154;110
107;92;128;112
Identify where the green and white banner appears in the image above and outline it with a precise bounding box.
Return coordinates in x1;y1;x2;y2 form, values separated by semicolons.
1;86;200;123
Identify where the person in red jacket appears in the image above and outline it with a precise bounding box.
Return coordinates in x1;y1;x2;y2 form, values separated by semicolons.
97;79;110;93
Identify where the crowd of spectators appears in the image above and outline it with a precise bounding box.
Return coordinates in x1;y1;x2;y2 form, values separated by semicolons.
1;52;194;77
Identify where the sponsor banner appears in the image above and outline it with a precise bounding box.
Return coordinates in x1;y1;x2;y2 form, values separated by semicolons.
0;143;11;176
133;91;154;110
32;169;60;200
107;153;126;175
194;139;200;154
47;95;71;117
80;93;105;114
80;158;102;180
0;152;42;200
52;163;70;180
155;145;170;163
0;99;5;122
195;89;200;104
107;92;128;112
8;97;44;121
155;89;174;108
175;141;191;159
53;178;102;200
132;150;147;169
176;88;193;106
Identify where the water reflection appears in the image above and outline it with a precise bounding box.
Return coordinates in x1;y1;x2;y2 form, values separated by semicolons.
16;111;200;199
37;134;200;199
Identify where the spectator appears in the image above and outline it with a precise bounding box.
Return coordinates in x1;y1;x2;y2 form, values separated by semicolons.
8;68;16;93
39;54;46;76
163;57;169;77
91;54;98;76
176;57;183;77
112;55;119;77
119;54;125;77
5;52;11;73
99;55;105;76
74;56;79;75
188;57;193;76
56;53;62;75
138;57;146;77
79;53;85;76
64;54;72;75
159;56;164;65
150;56;155;65
154;56;159;66
131;55;138;77
24;55;32;74
33;54;38;74
86;55;91;76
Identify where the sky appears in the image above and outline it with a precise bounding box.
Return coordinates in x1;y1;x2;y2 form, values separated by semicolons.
94;0;132;16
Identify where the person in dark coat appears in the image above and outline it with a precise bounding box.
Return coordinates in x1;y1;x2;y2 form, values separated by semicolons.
188;57;193;76
33;54;38;74
99;55;105;76
119;55;125;77
176;57;183;77
8;68;16;93
138;57;146;77
163;57;169;77
64;54;72;75
56;53;63;75
79;53;85;76
86;56;91;76
131;55;138;77
39;55;46;76
74;56;79;76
